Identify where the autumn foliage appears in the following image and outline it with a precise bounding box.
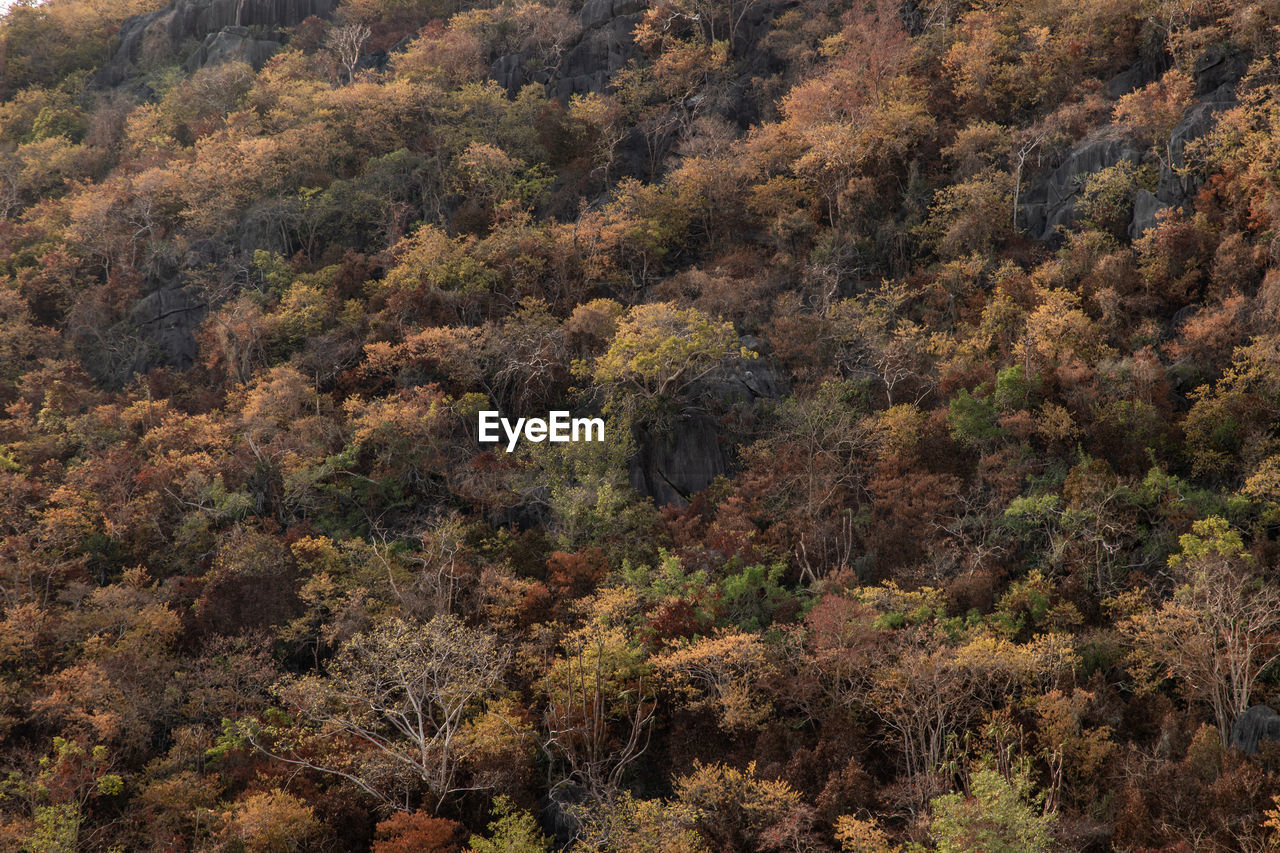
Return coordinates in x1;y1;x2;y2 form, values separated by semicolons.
4;0;1280;849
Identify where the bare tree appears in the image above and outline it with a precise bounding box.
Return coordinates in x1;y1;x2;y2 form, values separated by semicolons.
543;627;655;807
1011;126;1049;230
261;615;509;810
326;23;372;84
1120;517;1280;746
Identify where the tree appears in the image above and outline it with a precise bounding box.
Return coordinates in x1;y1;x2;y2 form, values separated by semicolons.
568;94;627;183
863;598;1075;794
1032;689;1112;814
467;796;551;853
836;815;900;853
452;142;550;224
373;811;465;853
740;386;868;581
828;285;936;407
487;298;570;412
542;623;655;806
1077;161;1149;240
585;302;753;415
270;614;509;808
672;761;823;852
919;767;1054;853
923;170;1015;259
1113;68;1194;177
636;0;767;52
327;23;373;84
379;224;498;325
570;793;705;853
219;789;320;853
1118;516;1280;745
654;629;775;731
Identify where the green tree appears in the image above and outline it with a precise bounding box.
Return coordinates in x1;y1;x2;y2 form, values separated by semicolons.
918;767;1054;853
467;796;551;853
584;302;752;417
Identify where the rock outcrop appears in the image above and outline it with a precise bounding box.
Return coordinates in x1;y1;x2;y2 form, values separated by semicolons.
129;286;207;371
1231;705;1280;755
490;0;647;99
630;349;784;506
121;240;223;376
184;26;282;73
1023;45;1250;243
1128;189;1168;240
1020;134;1144;241
96;0;338;86
491;0;779;106
1146;48;1248;220
630;414;727;506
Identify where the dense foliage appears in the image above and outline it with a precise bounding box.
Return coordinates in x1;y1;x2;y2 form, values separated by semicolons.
5;0;1280;849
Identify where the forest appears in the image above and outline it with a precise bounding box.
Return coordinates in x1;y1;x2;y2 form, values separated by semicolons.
2;0;1280;849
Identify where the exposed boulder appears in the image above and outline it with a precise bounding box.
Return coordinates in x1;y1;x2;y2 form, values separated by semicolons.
492;0;647;99
1230;705;1280;755
1105;65;1147;99
1193;45;1251;98
489;54;528;96
1025;45;1250;243
356;46;396;75
1152;46;1249;206
578;0;646;31
630;414;727;507
696;347;784;403
129;285;207;371
117;240;223;377
1155;95;1235;206
185;26;281;72
551;12;646;99
1105;39;1171;99
630;350;784;506
1128;189;1169;240
1020;134;1143;241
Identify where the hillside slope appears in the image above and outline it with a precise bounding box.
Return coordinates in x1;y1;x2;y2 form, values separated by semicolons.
2;0;1280;850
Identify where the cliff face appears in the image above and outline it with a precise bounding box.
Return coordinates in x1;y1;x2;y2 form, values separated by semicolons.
490;0;648;100
95;0;339;85
1020;46;1251;243
90;0;341;378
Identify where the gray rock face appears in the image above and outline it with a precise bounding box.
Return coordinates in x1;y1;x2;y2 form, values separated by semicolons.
630;351;784;506
96;0;338;86
631;414;726;507
489;54;527;95
1020;135;1143;241
551;13;645;99
577;0;645;31
1231;705;1280;755
1153;47;1249;205
1193;45;1250;97
1156;95;1233;205
129;285;207;371
697;350;783;403
1128;189;1169;240
898;0;925;36
1025;45;1250;243
1106;65;1147;99
491;0;647;99
185;26;282;72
